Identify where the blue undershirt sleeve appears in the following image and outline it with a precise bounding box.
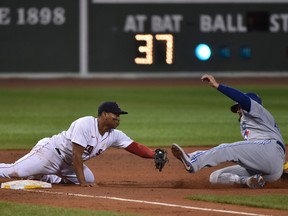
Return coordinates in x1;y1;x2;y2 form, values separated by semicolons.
217;84;251;112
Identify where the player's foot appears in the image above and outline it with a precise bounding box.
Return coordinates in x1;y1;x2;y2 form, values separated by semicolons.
171;143;194;173
246;174;265;189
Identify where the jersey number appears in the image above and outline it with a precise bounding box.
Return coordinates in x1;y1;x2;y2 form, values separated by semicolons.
84;145;94;154
84;145;103;156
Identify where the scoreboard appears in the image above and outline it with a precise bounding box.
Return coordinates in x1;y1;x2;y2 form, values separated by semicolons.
0;0;288;74
0;0;78;73
89;1;288;73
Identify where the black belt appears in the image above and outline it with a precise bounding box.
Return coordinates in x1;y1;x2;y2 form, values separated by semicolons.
276;141;285;154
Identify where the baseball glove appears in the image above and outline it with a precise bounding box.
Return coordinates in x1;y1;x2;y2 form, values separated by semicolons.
154;149;168;172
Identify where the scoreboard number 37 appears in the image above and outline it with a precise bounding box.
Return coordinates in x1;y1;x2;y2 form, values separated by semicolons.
134;34;174;65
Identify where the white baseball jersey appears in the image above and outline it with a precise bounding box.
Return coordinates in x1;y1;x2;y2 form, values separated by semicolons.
0;116;134;183
50;116;133;164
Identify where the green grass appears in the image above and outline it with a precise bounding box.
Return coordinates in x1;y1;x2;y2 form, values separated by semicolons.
186;194;288;210
0;201;138;216
0;86;287;149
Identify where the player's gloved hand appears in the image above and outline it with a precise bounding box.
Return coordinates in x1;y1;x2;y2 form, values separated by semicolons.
154;149;168;172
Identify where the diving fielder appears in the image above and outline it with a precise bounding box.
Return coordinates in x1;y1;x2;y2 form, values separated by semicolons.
0;101;167;187
172;74;286;189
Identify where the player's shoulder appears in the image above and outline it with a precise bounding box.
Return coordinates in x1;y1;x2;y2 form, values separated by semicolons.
249;100;275;120
77;116;94;120
74;116;95;124
249;100;265;113
108;129;132;144
109;128;127;136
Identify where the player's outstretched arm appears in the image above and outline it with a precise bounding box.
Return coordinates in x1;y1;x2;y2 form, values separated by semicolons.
125;142;154;158
125;142;168;172
201;74;252;112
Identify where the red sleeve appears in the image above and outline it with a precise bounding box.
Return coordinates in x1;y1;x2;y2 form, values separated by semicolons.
125;142;155;158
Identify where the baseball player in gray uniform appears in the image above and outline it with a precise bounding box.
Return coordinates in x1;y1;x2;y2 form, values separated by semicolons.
172;74;286;188
0;101;167;187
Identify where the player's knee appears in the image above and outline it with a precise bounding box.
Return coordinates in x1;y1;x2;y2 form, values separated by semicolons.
209;170;221;184
85;173;95;183
84;167;95;183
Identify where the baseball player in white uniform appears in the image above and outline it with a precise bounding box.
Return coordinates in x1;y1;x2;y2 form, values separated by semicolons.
0;101;166;187
172;74;286;189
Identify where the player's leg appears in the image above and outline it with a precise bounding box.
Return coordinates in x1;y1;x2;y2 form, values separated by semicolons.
209;165;259;186
209;165;266;188
209;165;250;185
175;141;280;173
61;164;95;184
39;164;95;184
0;152;47;178
205;140;284;184
0;138;62;178
262;169;284;182
172;140;284;185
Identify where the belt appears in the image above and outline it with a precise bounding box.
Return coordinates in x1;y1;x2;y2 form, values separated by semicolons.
276;141;285;154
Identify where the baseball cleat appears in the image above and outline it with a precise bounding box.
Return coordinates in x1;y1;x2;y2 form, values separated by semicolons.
246;174;265;189
171;143;194;173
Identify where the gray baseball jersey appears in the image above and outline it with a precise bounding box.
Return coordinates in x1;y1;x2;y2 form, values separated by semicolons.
241;100;284;144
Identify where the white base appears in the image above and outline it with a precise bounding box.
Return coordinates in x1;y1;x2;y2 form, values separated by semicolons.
1;180;52;190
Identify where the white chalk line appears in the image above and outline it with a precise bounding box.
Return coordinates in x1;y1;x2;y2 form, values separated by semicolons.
24;189;271;216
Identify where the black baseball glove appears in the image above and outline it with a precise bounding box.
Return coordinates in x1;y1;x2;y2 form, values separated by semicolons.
154;149;168;172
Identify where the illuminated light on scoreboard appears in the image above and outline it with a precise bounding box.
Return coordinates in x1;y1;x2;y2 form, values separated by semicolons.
240;46;252;58
155;34;174;64
195;44;212;61
219;46;231;58
135;34;174;65
135;34;153;64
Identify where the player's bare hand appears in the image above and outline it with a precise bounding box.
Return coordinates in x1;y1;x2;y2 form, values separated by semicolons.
201;74;219;88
